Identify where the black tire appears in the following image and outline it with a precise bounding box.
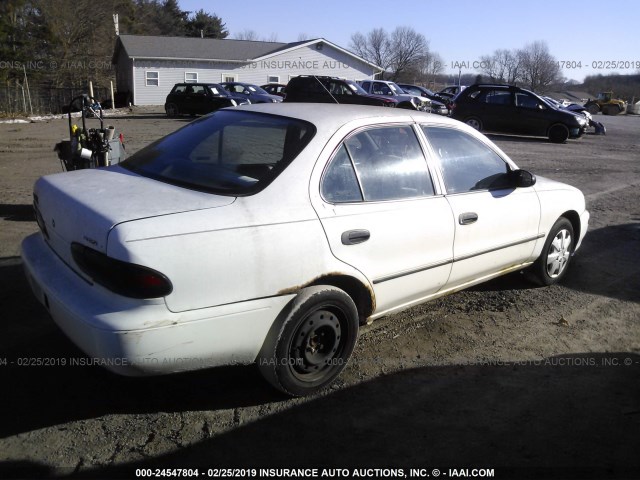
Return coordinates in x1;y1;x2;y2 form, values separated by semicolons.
258;285;359;397
464;117;483;131
549;124;569;143
165;103;179;117
529;218;574;286
586;103;600;115
604;104;620;116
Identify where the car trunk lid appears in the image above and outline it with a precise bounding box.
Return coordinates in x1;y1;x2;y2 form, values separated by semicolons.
33;166;235;272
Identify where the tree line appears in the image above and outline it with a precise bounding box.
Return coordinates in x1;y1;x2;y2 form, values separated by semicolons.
350;29;566;93
0;0;227;89
2;2;638;111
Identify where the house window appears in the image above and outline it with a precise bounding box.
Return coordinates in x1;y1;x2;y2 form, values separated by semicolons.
222;73;237;83
267;75;280;83
185;72;198;83
145;71;159;87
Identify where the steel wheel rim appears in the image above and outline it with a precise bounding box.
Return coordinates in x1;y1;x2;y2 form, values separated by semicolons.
290;308;343;381
546;228;572;278
466;118;481;130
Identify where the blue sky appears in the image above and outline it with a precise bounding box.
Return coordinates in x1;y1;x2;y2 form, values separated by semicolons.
178;0;640;82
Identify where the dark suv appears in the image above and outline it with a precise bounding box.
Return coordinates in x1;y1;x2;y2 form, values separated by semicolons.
284;76;398;107
451;84;587;143
164;83;249;117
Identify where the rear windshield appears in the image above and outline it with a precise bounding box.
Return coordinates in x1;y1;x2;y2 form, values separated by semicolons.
121;110;316;196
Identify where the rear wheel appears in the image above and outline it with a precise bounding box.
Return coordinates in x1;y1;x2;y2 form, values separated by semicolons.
549;124;569;143
465;117;483;131
258;286;359;397
165;103;179;117
529;218;574;286
603;104;620;116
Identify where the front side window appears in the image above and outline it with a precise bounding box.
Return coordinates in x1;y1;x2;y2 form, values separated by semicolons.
122;111;316;196
322;126;434;203
423;126;511;194
372;83;392;95
515;92;543;109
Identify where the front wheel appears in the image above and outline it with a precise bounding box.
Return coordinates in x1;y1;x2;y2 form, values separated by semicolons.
586;103;600;115
529;218;574;286
548;124;569;143
258;286;359;397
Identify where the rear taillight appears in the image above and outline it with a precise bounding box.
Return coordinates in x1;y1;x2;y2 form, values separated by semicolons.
71;243;172;299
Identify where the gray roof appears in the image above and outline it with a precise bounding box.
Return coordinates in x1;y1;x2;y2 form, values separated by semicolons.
112;35;382;70
114;35;304;62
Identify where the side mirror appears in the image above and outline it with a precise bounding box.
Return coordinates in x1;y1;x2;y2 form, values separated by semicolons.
510;169;536;188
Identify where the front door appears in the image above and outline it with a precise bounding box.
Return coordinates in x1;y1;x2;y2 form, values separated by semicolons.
422;125;541;287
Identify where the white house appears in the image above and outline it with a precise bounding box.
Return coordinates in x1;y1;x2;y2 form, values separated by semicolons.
112;35;383;106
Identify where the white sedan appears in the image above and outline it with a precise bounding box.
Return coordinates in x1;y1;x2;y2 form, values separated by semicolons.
21;104;589;396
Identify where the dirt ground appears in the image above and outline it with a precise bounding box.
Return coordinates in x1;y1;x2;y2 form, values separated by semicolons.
0;108;638;480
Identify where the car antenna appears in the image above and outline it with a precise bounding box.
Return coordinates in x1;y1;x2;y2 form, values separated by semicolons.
312;75;340;104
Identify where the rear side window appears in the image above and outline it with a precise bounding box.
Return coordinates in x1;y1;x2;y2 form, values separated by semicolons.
322;125;434;203
423;126;511;194
321;145;363;203
122;110;316;196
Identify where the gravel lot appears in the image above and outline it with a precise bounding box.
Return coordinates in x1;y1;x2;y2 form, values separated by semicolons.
0;108;638;479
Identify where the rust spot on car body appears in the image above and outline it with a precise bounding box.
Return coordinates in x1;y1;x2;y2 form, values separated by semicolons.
277;272;376;324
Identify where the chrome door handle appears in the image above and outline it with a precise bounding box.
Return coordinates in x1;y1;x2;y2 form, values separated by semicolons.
341;229;370;245
459;212;478;225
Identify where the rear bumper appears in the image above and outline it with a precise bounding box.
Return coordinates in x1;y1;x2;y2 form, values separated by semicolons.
21;233;292;376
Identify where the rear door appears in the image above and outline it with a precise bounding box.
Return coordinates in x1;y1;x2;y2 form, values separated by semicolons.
310;123;455;315
478;89;514;132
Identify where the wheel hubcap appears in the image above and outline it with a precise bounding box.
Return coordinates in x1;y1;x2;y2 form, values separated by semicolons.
546;229;572;278
291;309;342;377
466;119;480;130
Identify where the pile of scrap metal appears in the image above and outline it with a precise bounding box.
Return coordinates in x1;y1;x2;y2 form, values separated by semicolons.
54;95;126;171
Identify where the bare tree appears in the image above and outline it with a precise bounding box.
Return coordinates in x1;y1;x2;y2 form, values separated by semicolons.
234;29;279;42
388;26;429;81
349;28;393;74
479;49;520;84
350;27;432;80
401;50;445;85
234;29;260;41
517;41;561;92
420;51;445;82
